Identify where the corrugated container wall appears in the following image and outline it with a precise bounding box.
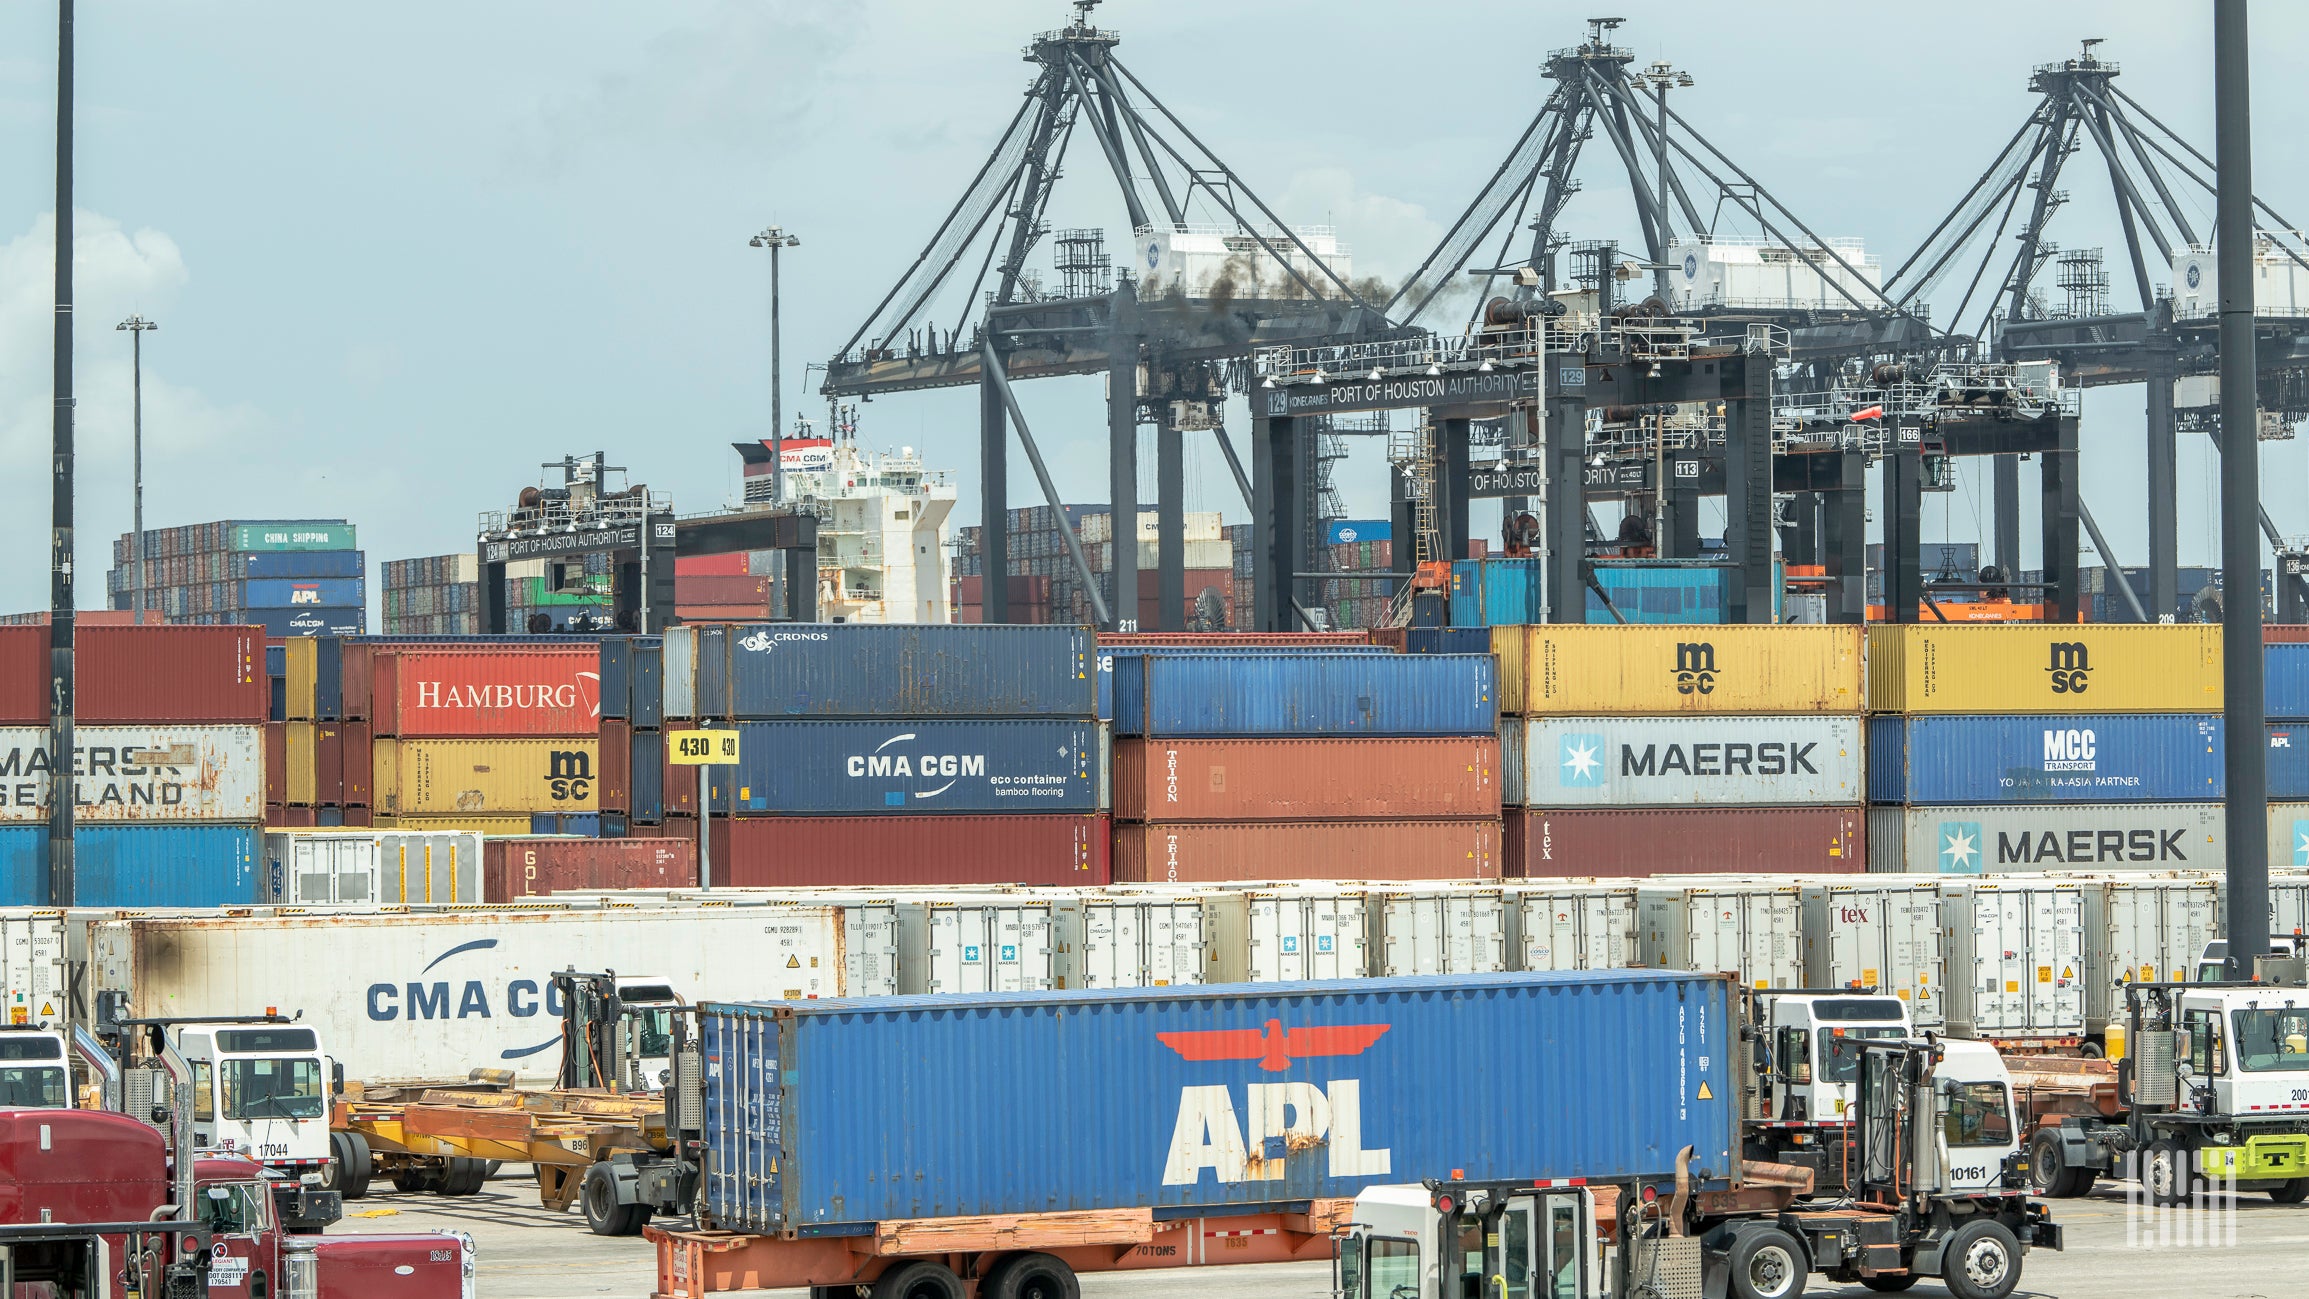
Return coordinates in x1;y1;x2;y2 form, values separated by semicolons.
0;726;263;822
1506;884;1640;971
371;738;601;815
1112;821;1502;883
711;816;1111;887
0;824;257;906
706;720;1099;814
261;830;483;905
1101;647;1387;725
699;971;1741;1232
1866;714;2224;804
895;897;1062;994
483;836;698;902
1133;654;1495;738
1052;896;1207;989
2083;877;2219;1031
1939;879;2088;1044
1366;887;1511;975
1513;716;1862;807
716;625;1095;718
1799;880;1947;1027
1865;625;2222;713
1492;625;1862;715
0;627;266;723
1505;808;1864;877
1866;804;2224;873
1637;884;1805;988
1202;889;1371;981
1110;738;1500;822
371;647;604;736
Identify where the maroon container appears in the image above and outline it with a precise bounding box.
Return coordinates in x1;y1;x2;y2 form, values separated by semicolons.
662;745;697;816
1111;737;1500;822
674;575;775;607
341;642;378;720
2270;626;2309;643
314;723;345;807
1111;820;1501;883
264;722;287;807
651;814;699;844
281;805;317;828
482;836;699;902
599;719;632;814
1502;807;1866;878
265;802;287;828
710;815;1111;887
16;626;267;722
371;646;603;737
341;806;374;828
0;629;46;724
341;720;374;807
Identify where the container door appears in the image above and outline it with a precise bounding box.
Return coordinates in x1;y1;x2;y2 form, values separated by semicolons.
925;907;976;994
2272;879;2309;936
843;904;902;997
1598;894;1638;969
1148;901;1201;987
1819;889;1879;994
1004;905;1055;991
2102;885;2156;991
1974;890;2028;1034
2032;888;2086;1035
1093;902;1140;989
1884;886;1945;1029
1467;893;1509;973
1519;896;1570;972
2168;886;2219;985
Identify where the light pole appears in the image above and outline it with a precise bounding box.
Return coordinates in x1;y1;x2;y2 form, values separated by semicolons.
749;226;801;505
116;315;157;622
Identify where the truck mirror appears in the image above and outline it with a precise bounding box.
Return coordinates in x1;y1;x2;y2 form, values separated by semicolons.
331;1061;345;1097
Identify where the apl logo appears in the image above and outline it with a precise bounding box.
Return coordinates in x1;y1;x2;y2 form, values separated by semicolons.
1558;733;1607;787
1939;821;1985;873
2047;642;2091;694
289;584;321;605
1674;642;1717;695
846;732;989;804
363;939;567;1060
2042;728;2097;772
1156;1020;1394;1186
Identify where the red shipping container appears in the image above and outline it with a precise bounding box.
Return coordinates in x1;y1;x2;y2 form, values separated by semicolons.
1096;631;1373;647
264;722;287;807
651;814;699;844
77;627;266;722
315;723;345;806
662;746;697;816
265;802;286;828
341;806;374;828
712;815;1110;887
675;575;773;606
2270;626;2309;643
342;720;374;806
1502;807;1865;879
675;607;777;623
599;719;632;814
676;554;751;577
1111;820;1501;883
281;805;317;828
371;647;603;737
1111;737;1500;822
482;836;699;902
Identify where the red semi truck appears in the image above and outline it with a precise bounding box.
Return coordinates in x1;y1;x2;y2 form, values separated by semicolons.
0;1107;472;1298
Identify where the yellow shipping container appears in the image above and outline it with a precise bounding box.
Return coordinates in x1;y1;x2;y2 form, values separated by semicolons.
1865;624;2223;713
285;721;318;806
370;814;538;836
1490;625;1864;715
284;638;318;722
371;738;601;815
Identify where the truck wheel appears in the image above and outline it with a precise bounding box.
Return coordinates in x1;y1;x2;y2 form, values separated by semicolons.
869;1262;965;1299
1938;1220;2021;1299
391;1164;441;1195
2025;1130;2078;1198
983;1253;1080;1299
2271;1179;2309;1204
327;1132;374;1201
1857;1276;1917;1293
2142;1139;2195;1208
435;1157;489;1197
1726;1227;1807;1299
580;1162;653;1237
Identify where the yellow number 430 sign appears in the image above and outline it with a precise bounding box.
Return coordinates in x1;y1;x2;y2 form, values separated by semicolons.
668;729;741;765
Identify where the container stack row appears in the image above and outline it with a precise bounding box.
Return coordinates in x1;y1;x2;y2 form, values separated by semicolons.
110;519;364;636
1495;625;1868;876
953;508;1237;628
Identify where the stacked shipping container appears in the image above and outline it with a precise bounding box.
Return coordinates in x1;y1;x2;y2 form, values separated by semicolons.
952;507;1234;627
379;553;479;634
110;520;364;636
1494;625;1867;877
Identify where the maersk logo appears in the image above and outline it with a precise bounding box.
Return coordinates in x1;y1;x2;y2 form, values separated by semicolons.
2042;728;2097;773
1559;734;1607;787
1156;1020;1393;1186
1938;821;1984;873
2295;819;2309;869
1682;252;1699;279
846;732;986;802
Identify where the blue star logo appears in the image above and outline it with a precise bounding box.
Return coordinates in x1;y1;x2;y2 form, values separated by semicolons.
1558;734;1607;788
1939;822;1985;874
1683;253;1699;279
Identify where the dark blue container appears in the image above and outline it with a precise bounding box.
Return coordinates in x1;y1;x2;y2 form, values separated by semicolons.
268;675;287;723
240;550;364;579
1402;627;1492;655
1134;654;1496;738
631;638;664;729
597;639;632;721
701;970;1740;1233
242;577;364;608
631;729;666;823
1867;714;2224;804
264;644;287;678
600;813;629;838
2269;644;2309;720
718;625;1094;718
529;813;602;836
316;808;344;827
0;825;260;906
247;608;366;639
707;719;1099;814
1100;647;1389;725
2270;722;2309;798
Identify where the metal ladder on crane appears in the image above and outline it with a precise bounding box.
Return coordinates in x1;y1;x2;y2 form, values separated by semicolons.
1383;422;1450;629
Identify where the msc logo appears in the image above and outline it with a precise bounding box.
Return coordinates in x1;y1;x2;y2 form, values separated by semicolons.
546;750;592;802
1674;642;1717;695
1938;821;1985;873
2047;642;2091;694
1158;1021;1393;1186
2041;728;2098;772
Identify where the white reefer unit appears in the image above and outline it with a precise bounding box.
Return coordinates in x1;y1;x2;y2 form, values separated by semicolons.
1663;237;1881;311
262;831;484;905
1939;879;2089;1045
1364;886;1511;976
1134;225;1350;300
1800;879;1948;1028
2080;874;2221;1034
1637;882;1805;989
0;911;69;1028
1505;882;1640;972
1053;894;1205;990
90;904;863;1084
895;895;1061;995
1203;885;1370;983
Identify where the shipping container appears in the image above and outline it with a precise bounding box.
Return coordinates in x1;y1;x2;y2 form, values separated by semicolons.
710;815;1110;887
895;896;1062;994
239;577;363;608
1504;807;1865;877
1449;558;1542;625
77;627;268;722
713;625;1094;719
2275;803;2309;871
92;903;866;1082
342;720;372;806
240;550;363;579
529;813;600;835
1399;628;1492;655
1637;883;1805;988
1511;715;1862;807
597;640;632;721
1365;886;1510;975
1939;879;2089;1045
1865;624;2223;713
1098;646;1389;724
1112;821;1502;883
0;631;49;725
0;824;257;906
699;970;1741;1232
663;627;697;720
1798;879;1948;1027
1865;803;2225;873
598;719;630;814
261;829;483;904
370;738;601;815
1867;714;2223;805
1501;719;1524;807
705;720;1098;814
0;912;67;1028
230;521;356;551
1095;632;1373;647
482;836;697;901
631;729;665;823
1052;895;1206;989
370;647;604;737
2083;876;2220;1032
263;722;285;807
368;814;537;836
285;723;318;807
0;725;263;822
2270;722;2309;799
235;608;365;638
1505;883;1640;972
631;638;664;729
2270;626;2309;643
1109;737;1500;822
1491;625;1862;716
2270;643;2309;718
315;724;344;807
1202;887;1370;981
1132;654;1495;738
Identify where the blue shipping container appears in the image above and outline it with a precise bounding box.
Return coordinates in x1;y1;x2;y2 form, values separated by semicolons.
247;608;365;640
530;814;601;836
241;577;365;609
631;729;666;823
316;808;344;827
701;970;1739;1233
718;625;1094;719
1136;654;1496;738
1449;558;1542;627
268;675;287;723
1401;628;1491;655
2269;644;2309;720
1587;565;1734;624
631;639;665;729
1867;714;2223;805
1100;646;1389;725
697;628;732;718
239;550;364;580
314;636;344;720
1326;519;1391;545
600;813;629;838
707;719;1099;814
2271;722;2309;799
597;640;632;721
0;824;259;906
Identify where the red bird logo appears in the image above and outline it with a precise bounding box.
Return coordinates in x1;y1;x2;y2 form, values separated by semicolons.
1157;1019;1390;1072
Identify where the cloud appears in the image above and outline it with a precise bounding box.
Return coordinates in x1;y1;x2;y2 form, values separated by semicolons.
1275;167;1443;288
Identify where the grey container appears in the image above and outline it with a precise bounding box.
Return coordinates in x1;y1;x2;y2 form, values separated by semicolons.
1866;803;2225;874
1938;877;2089;1046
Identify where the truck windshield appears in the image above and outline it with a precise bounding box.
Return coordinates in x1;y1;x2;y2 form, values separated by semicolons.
635;1007;674;1060
2232;1008;2309;1072
222;1057;326;1119
1818;1027;1909;1083
1944;1081;2014;1148
1363;1238;1419;1299
0;1065;66;1107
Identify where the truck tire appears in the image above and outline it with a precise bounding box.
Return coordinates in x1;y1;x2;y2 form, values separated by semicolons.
2270;1178;2309;1204
2142;1139;2195;1208
870;1261;966;1299
581;1162;653;1237
1725;1227;1806;1299
435;1157;489;1197
391;1164;441;1195
1938;1220;2021;1299
983;1253;1080;1299
328;1131;374;1201
2025;1130;2079;1198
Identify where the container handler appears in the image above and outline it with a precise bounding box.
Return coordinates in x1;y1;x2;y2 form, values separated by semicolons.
1742;989;1912;1195
95;999;338;1184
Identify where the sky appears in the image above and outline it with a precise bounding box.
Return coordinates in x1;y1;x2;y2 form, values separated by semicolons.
2;0;2307;618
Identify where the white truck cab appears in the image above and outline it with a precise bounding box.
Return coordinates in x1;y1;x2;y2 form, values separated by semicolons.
617;980;683;1092
1920;1038;2026;1196
0;1027;70;1108
1757;992;1912;1123
178;1022;334;1175
2172;986;2309;1126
